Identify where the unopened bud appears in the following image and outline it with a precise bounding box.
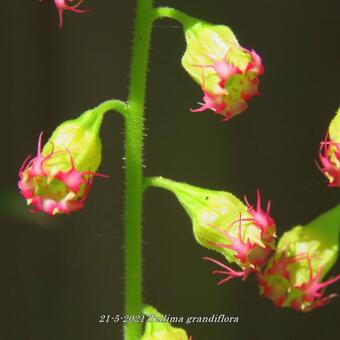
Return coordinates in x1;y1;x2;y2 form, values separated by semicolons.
141;306;191;340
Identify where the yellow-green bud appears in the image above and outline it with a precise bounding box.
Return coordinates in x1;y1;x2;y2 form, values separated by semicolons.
329;106;340;142
146;177;276;279
141;306;190;340
182;20;264;120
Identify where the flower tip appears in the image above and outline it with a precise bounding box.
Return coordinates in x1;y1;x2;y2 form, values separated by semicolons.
190;104;207;113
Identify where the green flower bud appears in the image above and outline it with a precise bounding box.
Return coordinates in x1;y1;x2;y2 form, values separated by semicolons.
18;107;106;215
181;20;264;120
141;306;190;340
329;106;340;142
43;108;103;175
146;177;276;281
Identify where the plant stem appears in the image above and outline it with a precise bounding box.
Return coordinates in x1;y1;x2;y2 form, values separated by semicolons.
153;6;196;28
144;176;179;191
124;0;154;339
94;99;129;117
142;305;162;318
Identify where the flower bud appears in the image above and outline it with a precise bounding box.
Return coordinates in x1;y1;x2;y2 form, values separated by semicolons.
18;108;107;216
258;204;340;311
319;107;340;187
147;177;276;281
182;21;264;120
141;306;191;340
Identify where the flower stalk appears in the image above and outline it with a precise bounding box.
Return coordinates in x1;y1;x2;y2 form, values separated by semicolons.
123;0;154;339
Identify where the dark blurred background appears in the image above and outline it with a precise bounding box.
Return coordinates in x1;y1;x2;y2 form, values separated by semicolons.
1;0;340;339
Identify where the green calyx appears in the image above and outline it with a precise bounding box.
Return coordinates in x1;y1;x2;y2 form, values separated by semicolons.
141;306;190;340
328;106;340;142
145;177;264;267
42;107;104;175
276;204;340;286
181;20;251;95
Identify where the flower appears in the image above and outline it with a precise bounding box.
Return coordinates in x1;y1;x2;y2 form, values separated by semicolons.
258;204;340;311
244;190;276;244
290;257;340;311
257;252;307;308
18;108;107;216
146;177;275;280
318;134;340;187
182;21;264;120
318;107;340;187
203;191;276;283
39;0;89;28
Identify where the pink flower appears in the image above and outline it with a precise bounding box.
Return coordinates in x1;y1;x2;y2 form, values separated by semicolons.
203;256;249;284
209;220;256;266
39;0;89;28
203;194;276;284
291;258;340;311
243;190;276;245
182;22;264;121
257;252;306;307
258;252;340;311
202;220;255;284
18;133;106;216
318;132;340;187
257;272;287;308
191;48;263;121
266;252;306;280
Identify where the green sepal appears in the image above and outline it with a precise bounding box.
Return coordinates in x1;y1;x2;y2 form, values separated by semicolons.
141;305;190;340
146;177;263;267
181;20;251;95
329;106;340;142
42;107;104;174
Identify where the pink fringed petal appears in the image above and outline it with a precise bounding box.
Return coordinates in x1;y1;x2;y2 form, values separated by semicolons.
203;256;249;284
318;133;340;187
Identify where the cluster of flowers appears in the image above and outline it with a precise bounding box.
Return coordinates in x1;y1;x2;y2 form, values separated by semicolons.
204;192;340;311
151;177;340;312
20;4;340;321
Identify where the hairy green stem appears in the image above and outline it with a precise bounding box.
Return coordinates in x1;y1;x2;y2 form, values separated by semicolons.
142;305;162;318
153;6;196;27
94;99;129;117
124;0;154;339
144;176;179;192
